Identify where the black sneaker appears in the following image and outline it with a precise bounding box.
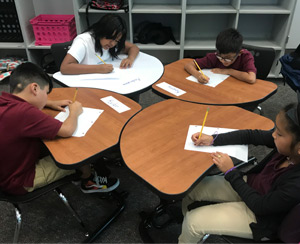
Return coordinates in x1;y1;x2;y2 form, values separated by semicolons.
80;173;119;194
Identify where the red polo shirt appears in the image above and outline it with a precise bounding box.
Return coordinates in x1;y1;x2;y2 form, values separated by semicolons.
0;92;62;195
195;49;257;74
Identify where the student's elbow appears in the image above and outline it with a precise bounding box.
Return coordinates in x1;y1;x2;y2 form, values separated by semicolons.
245;72;256;84
60;63;68;75
57;124;75;138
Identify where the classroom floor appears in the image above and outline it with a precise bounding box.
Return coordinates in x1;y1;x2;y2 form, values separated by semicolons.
0;78;297;243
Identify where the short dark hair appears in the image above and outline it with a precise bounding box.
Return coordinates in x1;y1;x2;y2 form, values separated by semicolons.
216;28;243;54
282;103;300;148
9;62;53;94
87;14;127;58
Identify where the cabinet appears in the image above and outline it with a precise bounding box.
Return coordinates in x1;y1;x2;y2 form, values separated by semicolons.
1;0;296;78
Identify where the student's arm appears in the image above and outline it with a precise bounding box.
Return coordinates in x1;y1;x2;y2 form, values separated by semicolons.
212;68;256;84
57;101;83;137
120;41;140;68
60;54;114;75
192;130;275;148
184;61;209;84
46;99;72;112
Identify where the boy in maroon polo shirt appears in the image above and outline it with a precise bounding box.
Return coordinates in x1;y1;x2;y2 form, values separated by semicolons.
0;62;119;195
185;28;257;84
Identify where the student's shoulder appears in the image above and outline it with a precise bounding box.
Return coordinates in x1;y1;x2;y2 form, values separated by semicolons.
241;49;254;58
73;32;93;43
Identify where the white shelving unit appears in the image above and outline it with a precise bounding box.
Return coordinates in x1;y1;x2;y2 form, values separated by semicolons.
1;0;296;78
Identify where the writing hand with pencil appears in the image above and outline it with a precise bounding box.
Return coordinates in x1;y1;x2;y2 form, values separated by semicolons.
193;60;210;84
69;88;83;117
95;54;114;73
191;107;212;146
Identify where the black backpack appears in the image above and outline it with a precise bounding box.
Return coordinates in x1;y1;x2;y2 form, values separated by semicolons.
134;21;179;45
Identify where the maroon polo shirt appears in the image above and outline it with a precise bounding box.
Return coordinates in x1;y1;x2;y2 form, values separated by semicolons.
195;49;257;74
0;92;62;195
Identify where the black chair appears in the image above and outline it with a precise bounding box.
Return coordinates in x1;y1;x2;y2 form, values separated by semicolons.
242;44;276;114
0;174;89;243
242;44;275;80
50;41;73;71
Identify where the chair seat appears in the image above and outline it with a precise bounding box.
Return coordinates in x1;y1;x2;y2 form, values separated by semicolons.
0;174;78;204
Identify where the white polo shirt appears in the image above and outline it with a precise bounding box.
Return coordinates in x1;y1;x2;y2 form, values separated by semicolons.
68;32;110;65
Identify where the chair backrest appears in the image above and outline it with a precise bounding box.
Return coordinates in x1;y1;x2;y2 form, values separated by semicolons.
242;44;276;80
278;203;300;242
50;41;73;71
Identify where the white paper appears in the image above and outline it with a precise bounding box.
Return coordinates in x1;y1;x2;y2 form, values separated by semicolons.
101;96;130;113
186;69;229;87
184;125;248;162
156;82;186;96
55;107;103;137
52;52;164;95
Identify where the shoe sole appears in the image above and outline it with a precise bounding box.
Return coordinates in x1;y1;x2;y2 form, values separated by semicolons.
81;179;120;194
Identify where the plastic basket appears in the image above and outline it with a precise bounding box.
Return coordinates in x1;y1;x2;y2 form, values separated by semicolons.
30;14;77;46
0;0;23;42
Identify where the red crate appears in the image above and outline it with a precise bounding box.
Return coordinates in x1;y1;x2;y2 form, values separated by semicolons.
30;14;77;46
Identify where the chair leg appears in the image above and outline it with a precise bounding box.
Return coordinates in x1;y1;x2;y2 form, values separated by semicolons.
54;188;89;237
13;204;21;243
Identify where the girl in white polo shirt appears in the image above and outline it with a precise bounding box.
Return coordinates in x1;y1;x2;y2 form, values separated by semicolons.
60;14;139;75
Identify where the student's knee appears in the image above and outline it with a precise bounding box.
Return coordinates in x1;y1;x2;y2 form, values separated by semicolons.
179;211;205;243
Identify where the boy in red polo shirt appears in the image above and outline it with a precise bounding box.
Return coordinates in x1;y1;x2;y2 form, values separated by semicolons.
0;62;119;195
185;28;257;84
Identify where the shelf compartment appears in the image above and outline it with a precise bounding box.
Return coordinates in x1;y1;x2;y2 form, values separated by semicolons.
238;14;290;50
132;13;181;44
185;14;237;42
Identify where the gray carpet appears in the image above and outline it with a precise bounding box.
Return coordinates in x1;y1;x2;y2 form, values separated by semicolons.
0;78;297;243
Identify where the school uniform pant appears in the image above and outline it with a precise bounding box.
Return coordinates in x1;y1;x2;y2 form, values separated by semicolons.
178;175;257;243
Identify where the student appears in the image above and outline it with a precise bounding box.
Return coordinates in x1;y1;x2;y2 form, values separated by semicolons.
0;62;119;195
179;103;300;243
185;28;257;84
60;13;140;75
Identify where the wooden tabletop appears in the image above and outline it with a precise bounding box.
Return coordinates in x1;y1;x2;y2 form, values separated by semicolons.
120;99;274;199
43;87;141;169
152;58;277;106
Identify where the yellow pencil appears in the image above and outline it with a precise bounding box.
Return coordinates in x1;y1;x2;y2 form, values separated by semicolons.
198;107;209;139
95;54;106;64
193;59;207;79
72;88;78;103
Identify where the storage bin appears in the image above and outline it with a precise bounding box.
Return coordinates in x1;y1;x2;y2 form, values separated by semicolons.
30;14;77;46
0;0;23;42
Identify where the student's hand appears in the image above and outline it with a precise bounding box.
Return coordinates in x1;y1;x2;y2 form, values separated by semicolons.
211;152;234;173
46;100;72;111
196;73;210;84
120;58;133;69
69;101;83;117
211;68;229;75
191;133;213;146
100;64;114;73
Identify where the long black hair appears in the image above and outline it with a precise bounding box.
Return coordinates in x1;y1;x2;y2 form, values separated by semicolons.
87;14;127;58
